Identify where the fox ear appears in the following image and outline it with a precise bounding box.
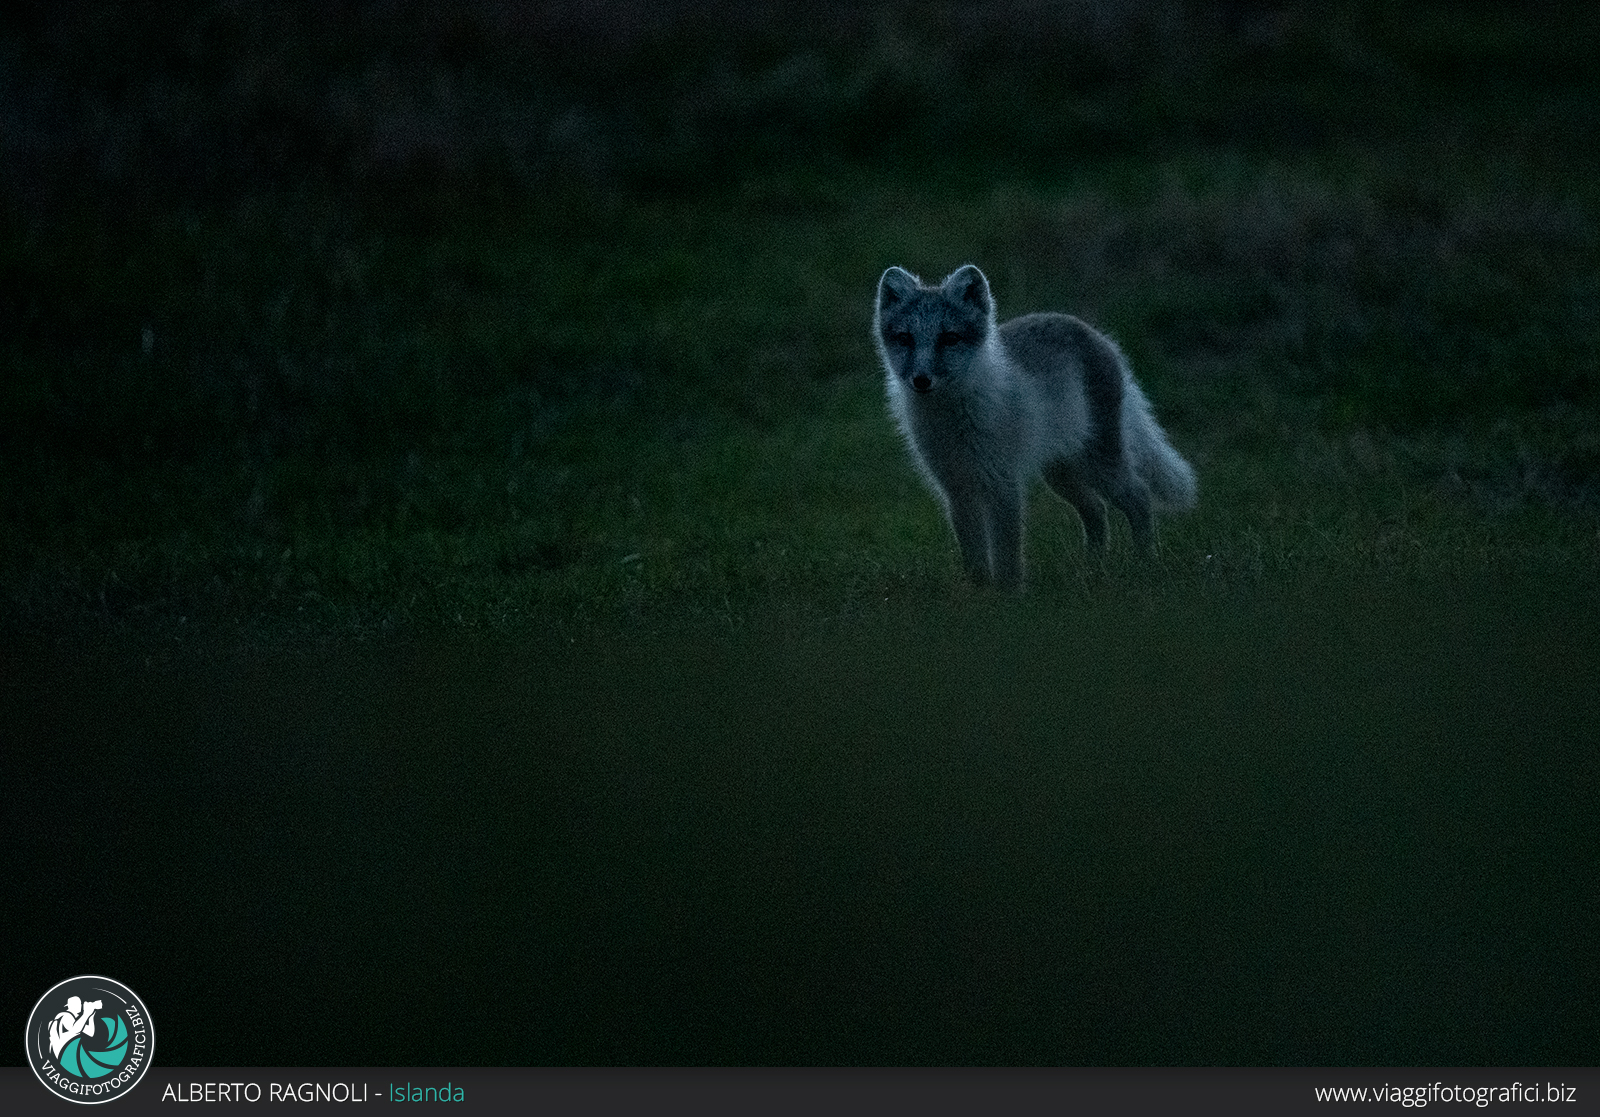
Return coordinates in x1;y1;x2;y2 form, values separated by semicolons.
877;266;920;311
942;265;992;317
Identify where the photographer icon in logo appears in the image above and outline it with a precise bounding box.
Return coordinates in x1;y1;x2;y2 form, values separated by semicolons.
26;976;155;1104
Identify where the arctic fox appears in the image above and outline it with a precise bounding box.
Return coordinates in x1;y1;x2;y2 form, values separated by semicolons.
874;264;1196;588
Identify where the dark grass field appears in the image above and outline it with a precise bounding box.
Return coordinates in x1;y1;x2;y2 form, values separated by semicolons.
7;582;1600;1064
4;1;1600;1065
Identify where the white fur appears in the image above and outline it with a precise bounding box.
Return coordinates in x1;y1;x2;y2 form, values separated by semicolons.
874;264;1195;587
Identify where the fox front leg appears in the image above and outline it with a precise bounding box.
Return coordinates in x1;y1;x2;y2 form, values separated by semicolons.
944;494;993;586
987;486;1025;591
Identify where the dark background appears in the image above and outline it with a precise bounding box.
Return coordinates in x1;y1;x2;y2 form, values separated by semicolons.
4;0;1599;1065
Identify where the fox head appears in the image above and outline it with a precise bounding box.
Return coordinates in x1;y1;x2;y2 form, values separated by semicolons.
874;264;996;396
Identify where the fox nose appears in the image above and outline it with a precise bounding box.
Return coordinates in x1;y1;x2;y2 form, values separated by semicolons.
911;373;932;393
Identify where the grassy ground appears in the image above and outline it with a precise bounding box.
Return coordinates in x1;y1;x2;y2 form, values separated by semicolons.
4;1;1600;1066
6;584;1599;1065
5;156;1598;634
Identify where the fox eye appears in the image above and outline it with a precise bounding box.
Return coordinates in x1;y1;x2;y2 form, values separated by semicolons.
937;331;963;346
889;331;914;347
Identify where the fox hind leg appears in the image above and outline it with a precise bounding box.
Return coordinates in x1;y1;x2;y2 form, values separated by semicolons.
1043;459;1109;555
1060;456;1157;557
1103;470;1156;556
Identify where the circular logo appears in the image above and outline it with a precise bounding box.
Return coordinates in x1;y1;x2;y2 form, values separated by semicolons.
25;976;155;1104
